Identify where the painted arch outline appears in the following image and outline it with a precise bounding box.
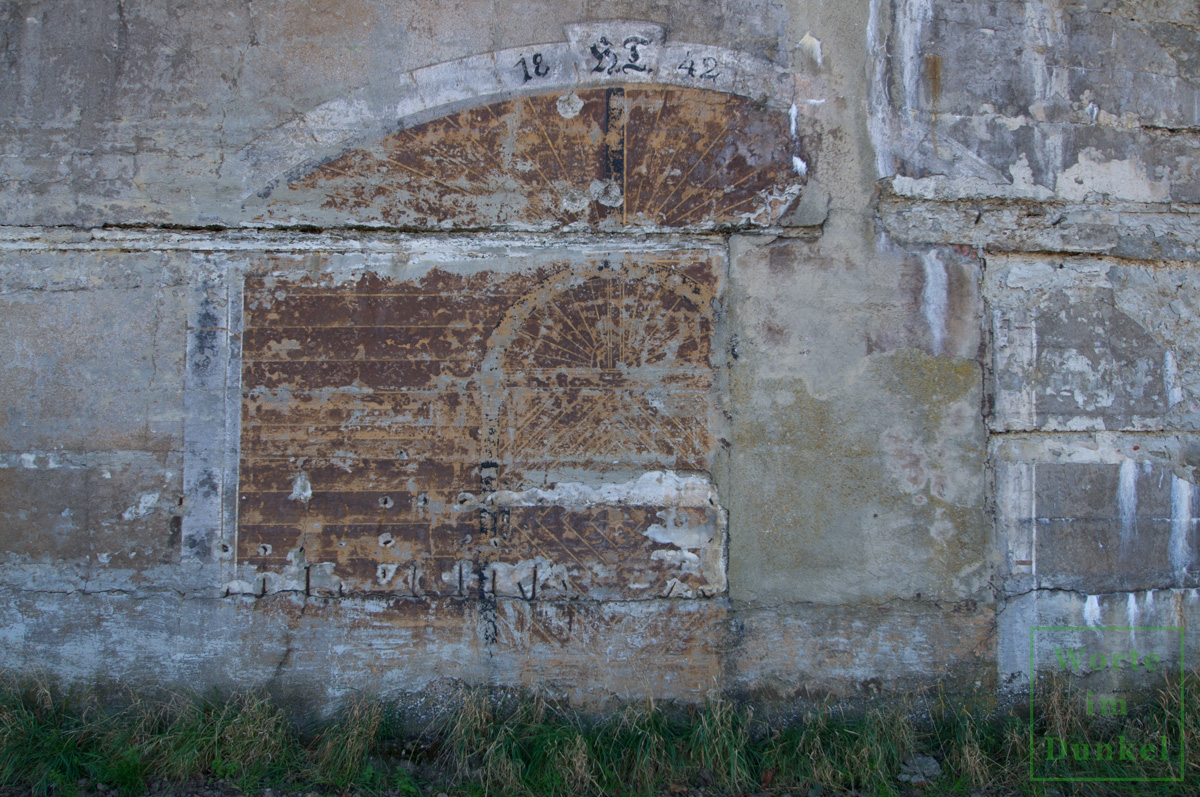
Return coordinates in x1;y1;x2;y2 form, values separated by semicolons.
237;21;823;231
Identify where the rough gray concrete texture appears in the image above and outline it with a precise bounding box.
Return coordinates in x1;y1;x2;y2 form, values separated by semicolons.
1;0;1198;708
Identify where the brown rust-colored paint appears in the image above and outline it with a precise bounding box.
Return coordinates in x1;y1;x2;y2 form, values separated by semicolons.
238;252;724;601
277;86;806;230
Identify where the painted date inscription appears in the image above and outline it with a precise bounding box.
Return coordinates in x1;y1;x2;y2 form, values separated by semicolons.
511;37;728;86
677;52;720;80
590;35;653;75
515;52;550;83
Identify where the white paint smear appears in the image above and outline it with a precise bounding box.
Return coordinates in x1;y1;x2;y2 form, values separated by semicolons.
1083;594;1101;627
487;471;714;508
921;250;948;355
1118;458;1137;557
1170;476;1193;586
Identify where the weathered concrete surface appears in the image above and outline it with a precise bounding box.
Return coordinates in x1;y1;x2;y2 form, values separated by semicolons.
0;5;804;229
728;600;995;700
724;235;988;606
2;0;1198;708
987;255;1200;432
0;588;728;707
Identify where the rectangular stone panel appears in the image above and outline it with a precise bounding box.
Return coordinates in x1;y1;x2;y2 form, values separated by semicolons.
0;450;182;593
992;434;1200;594
986;256;1200;432
727;600;994;700
0;284;186;452
236;248;727;602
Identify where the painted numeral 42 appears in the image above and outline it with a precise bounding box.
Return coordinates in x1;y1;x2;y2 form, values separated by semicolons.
678;53;719;80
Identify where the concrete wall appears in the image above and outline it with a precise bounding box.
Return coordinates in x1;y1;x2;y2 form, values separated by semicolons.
1;0;1196;709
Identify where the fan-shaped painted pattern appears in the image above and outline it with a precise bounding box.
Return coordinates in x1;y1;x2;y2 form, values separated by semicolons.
486;261;715;473
284;86;806;230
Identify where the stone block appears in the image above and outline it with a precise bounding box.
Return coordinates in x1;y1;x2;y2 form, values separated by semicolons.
725;237;988;605
0;280;186;452
992;434;1200;594
727;600;995;700
987;256;1200;432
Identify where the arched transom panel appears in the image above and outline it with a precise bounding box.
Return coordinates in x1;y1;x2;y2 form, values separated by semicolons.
267;86;808;230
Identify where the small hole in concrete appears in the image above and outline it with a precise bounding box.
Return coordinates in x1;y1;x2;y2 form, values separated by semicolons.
379;496;394;509
257;543;272;556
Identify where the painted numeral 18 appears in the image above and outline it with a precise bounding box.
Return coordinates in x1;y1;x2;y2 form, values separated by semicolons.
516;52;550;83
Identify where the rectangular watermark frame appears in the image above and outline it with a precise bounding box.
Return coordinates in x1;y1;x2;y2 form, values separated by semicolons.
1028;626;1186;783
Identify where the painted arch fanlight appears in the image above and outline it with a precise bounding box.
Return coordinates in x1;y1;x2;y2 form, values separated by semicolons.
259;85;810;230
234;53;814;599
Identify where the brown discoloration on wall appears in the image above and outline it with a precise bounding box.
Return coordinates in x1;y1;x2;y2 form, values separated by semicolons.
237;250;725;601
281;86;805;230
483;257;718;481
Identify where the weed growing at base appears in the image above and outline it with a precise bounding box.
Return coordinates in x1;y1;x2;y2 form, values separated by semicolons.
0;670;1196;796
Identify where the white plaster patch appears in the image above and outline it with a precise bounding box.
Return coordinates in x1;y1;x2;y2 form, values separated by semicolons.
19;453;36;469
1056;148;1170;203
1083;594;1101;627
651;548;701;575
588;178;624;208
121;492;159;521
560;187;591;215
556;92;584;119
289;471;312;503
486;471;715;508
644;507;713;550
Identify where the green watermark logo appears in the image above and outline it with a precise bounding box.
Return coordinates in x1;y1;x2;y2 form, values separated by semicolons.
1029;626;1186;783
